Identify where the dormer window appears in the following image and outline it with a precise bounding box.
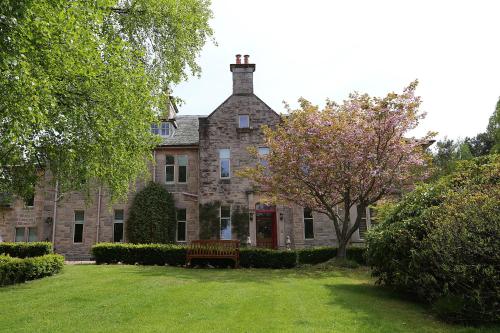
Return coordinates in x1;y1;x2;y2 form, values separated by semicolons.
161;122;170;136
151;121;171;137
238;115;249;128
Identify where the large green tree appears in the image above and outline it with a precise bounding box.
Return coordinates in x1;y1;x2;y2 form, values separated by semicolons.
0;0;213;199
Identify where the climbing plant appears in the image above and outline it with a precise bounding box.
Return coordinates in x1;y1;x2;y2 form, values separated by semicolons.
232;206;250;242
199;201;220;239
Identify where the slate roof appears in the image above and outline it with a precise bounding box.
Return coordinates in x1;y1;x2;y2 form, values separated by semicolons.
160;115;202;146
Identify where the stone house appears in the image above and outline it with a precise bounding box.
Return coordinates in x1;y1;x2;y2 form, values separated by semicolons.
0;55;374;259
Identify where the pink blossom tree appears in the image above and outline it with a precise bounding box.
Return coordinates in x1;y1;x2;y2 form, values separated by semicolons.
241;81;434;258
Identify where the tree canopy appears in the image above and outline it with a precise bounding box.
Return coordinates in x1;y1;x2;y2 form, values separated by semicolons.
241;81;433;257
0;0;213;199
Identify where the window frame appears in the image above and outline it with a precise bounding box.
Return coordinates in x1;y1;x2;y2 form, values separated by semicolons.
176;208;187;242
238;115;250;128
177;155;188;183
73;210;85;244
220;205;232;240
219;149;231;179
303;207;314;240
165;155;175;183
151;123;159;135
113;209;124;243
160;121;170;137
28;227;37;242
15;227;26;242
358;207;368;240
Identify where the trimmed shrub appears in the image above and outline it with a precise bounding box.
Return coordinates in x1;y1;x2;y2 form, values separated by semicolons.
297;247;337;265
126;182;176;243
92;243;187;266
366;155;500;323
0;242;53;258
240;248;296;268
0;254;64;286
297;247;366;265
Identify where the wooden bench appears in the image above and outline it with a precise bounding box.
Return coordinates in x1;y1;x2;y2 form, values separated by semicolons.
186;240;240;268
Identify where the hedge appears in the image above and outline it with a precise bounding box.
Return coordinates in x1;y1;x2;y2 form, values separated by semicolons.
0;242;53;258
92;243;187;266
92;243;366;268
240;248;297;268
0;254;64;286
297;247;366;265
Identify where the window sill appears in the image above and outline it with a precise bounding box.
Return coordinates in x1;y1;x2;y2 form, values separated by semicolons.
236;128;253;133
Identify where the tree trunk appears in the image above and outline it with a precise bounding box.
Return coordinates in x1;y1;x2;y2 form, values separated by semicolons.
337;240;347;258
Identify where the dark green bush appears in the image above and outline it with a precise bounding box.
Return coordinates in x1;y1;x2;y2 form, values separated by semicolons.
0;254;64;286
297;247;337;265
92;243;187;266
0;242;53;258
240;248;297;268
366;155;500;323
126;182;176;243
297;247;366;265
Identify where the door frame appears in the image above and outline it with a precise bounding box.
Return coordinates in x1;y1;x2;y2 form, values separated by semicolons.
255;206;277;249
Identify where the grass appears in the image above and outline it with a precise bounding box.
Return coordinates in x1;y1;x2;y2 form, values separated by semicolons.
0;265;497;333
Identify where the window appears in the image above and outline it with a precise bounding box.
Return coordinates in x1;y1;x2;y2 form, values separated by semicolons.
258;147;270;169
151;123;159;135
165;155;175;183
73;210;84;243
15;227;25;242
238;115;249;128
359;207;367;240
177;155;187;183
28;227;37;242
220;206;231;240
176;208;187;242
160;122;170;137
113;209;124;243
219;149;230;178
304;208;314;239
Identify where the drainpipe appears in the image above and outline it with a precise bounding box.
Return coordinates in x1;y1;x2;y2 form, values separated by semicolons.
152;150;156;182
96;186;102;244
51;179;58;248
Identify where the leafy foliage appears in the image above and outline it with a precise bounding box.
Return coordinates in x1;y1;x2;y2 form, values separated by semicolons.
199;201;220;239
231;205;250;242
240;81;433;257
239;248;297;268
0;254;64;286
297;247;366;265
0;242;52;258
0;0;213;200
92;243;187;266
366;155;500;323
126;182;176;243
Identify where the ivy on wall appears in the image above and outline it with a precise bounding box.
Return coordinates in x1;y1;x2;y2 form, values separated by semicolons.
126;182;176;243
199;201;220;239
232;206;250;242
199;202;250;242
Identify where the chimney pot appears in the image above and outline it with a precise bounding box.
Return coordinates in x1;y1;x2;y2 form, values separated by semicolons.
235;54;241;64
243;55;249;64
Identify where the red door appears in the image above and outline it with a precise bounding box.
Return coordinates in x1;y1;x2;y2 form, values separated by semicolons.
255;207;277;249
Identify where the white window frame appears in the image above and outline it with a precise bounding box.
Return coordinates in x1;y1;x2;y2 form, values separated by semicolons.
160;122;171;137
238;115;249;128
220;205;232;240
176;208;187;242
165;155;175;183
113;209;124;243
303;207;314;240
177;155;188;183
219;149;231;179
151;123;159;135
73;210;85;244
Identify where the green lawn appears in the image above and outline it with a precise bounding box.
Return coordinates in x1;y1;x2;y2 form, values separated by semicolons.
0;265;497;333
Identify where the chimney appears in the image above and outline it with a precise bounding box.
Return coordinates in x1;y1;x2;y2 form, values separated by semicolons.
230;54;255;95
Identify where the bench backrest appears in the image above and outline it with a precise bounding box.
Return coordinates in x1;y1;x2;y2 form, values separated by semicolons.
188;240;240;256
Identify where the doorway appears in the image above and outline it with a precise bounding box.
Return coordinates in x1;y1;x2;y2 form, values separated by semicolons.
255;203;277;249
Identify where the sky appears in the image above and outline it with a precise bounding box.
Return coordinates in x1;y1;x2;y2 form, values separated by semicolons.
173;0;500;140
